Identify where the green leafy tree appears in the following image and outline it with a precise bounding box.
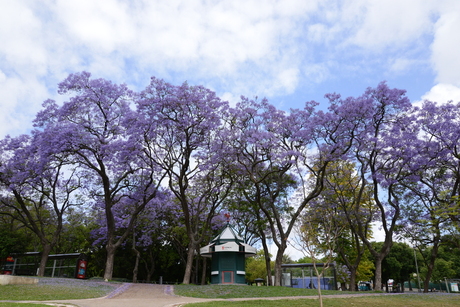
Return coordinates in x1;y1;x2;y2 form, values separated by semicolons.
55;206;96;254
356;258;375;284
224;180;275;285
317;160;376;291
440;234;460;277
0;216;31;258
400;167;454;292
246;250;271;284
295;203;346;307
430;258;456;283
377;242;415;291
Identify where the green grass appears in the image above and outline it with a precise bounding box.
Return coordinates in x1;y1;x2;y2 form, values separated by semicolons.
185;293;460;307
1;278;459;307
0;304;52;307
174;284;355;298
0;277;118;301
176;285;460;307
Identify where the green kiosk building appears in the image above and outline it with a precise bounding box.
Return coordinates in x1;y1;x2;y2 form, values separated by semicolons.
200;224;256;284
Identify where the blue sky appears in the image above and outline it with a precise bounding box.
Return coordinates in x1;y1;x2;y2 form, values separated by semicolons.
1;0;460;139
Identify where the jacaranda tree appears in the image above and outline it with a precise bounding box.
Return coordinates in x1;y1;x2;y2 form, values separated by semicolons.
4;71;459;287
136;77;232;284
33;72;167;280
222;97;300;286
0;132;81;276
346;82;415;290
399;100;460;292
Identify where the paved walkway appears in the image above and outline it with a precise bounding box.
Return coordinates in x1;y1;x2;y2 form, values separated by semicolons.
37;283;215;307
9;283;416;307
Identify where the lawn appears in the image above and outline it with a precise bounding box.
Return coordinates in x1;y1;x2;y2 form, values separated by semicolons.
0;278;459;307
185;294;460;307
175;284;460;306
0;277;119;301
174;284;356;298
0;304;51;307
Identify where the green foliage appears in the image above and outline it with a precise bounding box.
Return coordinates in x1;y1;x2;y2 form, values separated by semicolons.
0;227;29;258
439;236;460;277
416;240;460;286
245;250;271;283
296;256;314;263
356;258;375;282
55;207;97;254
428;258;456;282
371;242;415;283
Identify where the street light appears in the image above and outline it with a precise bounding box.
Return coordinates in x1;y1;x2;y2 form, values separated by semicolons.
444;277;450;293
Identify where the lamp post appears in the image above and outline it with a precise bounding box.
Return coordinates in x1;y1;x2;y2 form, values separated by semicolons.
444;277;450;293
413;247;422;292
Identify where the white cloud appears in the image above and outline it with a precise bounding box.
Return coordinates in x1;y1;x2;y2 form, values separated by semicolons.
431;5;460;86
420;83;460;105
220;92;239;107
53;0;135;54
389;58;419;74
0;0;325;138
0;2;47;74
1;0;459;138
304;63;330;84
46;0;317;94
344;0;435;50
0;71;48;137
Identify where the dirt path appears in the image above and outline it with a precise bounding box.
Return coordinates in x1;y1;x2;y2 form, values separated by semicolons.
39;283;215;307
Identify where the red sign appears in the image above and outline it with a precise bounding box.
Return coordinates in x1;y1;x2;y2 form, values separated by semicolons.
76;260;87;279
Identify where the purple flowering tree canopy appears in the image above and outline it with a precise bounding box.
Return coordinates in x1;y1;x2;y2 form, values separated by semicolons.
0;130;82;276
135;77;233;284
32;72;168;280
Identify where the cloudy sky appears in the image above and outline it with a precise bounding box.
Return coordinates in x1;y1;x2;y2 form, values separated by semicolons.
1;0;460;139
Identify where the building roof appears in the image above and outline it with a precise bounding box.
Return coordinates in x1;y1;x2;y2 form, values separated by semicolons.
211;224;244;244
200;224;256;257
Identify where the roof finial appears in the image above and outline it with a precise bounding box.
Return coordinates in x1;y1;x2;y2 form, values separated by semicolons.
224;212;231;224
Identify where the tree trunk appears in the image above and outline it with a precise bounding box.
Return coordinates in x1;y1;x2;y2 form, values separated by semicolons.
373;257;383;291
261;239;272;286
423;259;436;293
103;242;116;281
423;238;440;293
132;242;141;283
274;247;286;286
201;257;207;285
193;252;199;284
182;241;196;284
143;250;155;283
349;268;357;291
37;243;52;277
313;263;324;307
